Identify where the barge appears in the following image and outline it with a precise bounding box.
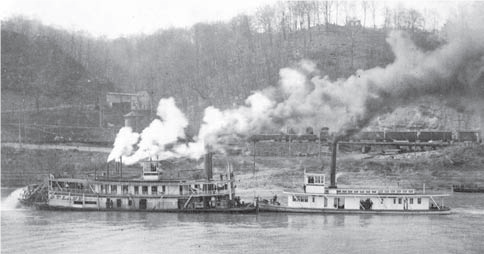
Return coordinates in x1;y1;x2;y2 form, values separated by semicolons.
453;184;484;193
20;153;256;213
258;140;451;215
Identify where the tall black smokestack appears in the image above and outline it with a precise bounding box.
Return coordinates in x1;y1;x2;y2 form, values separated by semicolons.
329;139;339;189
204;152;213;180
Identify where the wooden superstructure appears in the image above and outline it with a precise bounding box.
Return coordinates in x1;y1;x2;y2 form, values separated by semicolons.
259;140;451;214
28;154;255;213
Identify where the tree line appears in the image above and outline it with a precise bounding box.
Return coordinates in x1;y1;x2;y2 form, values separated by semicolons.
1;1;444;131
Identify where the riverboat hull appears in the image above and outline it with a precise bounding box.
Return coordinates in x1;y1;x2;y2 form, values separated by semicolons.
258;203;451;215
34;203;257;213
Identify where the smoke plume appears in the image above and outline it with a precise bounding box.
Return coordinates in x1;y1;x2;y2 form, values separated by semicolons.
108;97;189;163
109;3;484;164
107;127;139;162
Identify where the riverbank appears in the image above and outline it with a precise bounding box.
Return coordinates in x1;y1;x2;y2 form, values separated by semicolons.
2;143;483;198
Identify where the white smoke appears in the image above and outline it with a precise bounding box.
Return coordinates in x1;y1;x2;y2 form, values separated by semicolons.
108;97;188;164
107;127;139;162
109;3;484;164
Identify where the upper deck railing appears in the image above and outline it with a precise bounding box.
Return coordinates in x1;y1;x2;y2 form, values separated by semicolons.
336;188;415;195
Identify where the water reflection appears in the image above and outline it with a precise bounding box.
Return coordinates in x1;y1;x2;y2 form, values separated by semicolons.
2;188;484;254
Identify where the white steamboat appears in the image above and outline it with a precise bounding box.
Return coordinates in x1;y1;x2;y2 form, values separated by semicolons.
259;141;450;214
21;153;256;213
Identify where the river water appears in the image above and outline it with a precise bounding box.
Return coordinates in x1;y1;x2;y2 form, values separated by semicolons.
1;188;483;254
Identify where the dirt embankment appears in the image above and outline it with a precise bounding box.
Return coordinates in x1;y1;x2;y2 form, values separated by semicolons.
1;146;134;186
231;144;484;200
2;144;483;198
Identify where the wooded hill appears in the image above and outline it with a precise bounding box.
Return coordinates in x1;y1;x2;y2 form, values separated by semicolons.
1;7;445;132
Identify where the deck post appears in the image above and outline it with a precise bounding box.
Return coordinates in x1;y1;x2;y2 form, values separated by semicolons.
228;164;232;200
329;140;338;189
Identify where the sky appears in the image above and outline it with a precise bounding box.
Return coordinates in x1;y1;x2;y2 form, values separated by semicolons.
1;0;458;39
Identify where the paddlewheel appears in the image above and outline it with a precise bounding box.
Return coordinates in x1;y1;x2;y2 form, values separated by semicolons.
19;183;48;206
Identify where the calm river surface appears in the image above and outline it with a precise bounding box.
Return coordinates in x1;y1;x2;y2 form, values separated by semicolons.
1;188;483;254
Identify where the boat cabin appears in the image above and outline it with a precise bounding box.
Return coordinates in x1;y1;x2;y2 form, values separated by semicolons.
304;172;326;194
287;173;446;212
142;160;163;180
43;154;247;211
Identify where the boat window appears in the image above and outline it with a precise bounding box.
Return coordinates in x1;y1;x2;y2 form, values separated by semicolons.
393;198;396;204
410;198;414;204
398;198;402;204
74;201;83;205
417;198;421;204
312;196;315;202
308;176;314;183
151;186;157;194
314;176;321;184
150;163;157;172
324;197;328;207
142;186;148;195
134;186;139;194
117;199;122;208
85;201;96;205
162;185;166;193
292;196;308;202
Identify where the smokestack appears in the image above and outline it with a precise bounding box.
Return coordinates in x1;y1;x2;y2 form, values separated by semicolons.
329;140;338;189
204;152;213;180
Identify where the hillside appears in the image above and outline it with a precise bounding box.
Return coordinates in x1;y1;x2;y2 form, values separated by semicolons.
1;28;116;143
4;15;481;148
1;30;113;109
1;17;454;136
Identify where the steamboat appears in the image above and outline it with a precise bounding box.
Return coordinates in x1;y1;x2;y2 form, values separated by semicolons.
258;140;451;215
19;153;256;213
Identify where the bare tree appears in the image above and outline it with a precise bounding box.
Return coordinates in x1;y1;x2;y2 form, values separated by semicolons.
405;8;424;32
361;1;369;27
392;4;406;29
369;1;378;29
256;5;276;47
322;1;333;28
334;0;340;25
274;2;289;40
382;6;392;30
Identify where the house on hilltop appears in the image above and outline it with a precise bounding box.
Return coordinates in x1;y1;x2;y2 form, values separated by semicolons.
106;91;150;113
